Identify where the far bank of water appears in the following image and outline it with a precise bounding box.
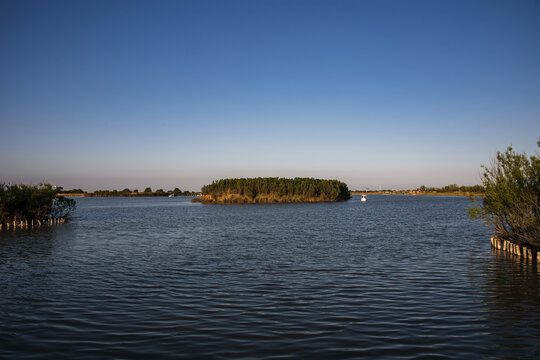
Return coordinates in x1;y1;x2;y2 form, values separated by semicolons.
1;195;539;359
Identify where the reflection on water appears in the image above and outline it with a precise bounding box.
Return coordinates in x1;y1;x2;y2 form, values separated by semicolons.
481;250;540;358
0;196;539;359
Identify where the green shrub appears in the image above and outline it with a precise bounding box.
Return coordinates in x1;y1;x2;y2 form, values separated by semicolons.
0;183;76;223
469;141;540;249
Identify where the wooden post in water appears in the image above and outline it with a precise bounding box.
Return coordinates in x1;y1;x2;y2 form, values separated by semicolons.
490;236;538;262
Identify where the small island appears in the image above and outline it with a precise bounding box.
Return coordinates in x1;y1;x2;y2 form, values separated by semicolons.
192;177;351;204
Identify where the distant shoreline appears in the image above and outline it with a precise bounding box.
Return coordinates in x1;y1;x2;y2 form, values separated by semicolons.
59;191;482;198
57;193;200;197
350;191;483;197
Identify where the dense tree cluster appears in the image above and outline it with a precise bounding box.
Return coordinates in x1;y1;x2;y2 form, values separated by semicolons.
469;141;540;249
0;183;76;223
199;177;351;203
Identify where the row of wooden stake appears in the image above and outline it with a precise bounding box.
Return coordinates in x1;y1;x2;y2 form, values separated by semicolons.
491;235;539;262
0;218;66;230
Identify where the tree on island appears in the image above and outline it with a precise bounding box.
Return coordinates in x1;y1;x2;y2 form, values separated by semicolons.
469;140;540;249
144;187;152;193
194;177;351;204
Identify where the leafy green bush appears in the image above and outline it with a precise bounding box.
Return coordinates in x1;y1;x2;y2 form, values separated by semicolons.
469;141;540;249
0;183;76;223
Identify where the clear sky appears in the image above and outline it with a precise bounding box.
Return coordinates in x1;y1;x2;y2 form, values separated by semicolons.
1;0;539;191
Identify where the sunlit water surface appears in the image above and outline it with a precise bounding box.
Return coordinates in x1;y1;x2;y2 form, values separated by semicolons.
1;195;539;359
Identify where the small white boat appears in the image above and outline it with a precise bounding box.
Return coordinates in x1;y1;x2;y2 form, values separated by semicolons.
168;194;175;198
361;195;367;202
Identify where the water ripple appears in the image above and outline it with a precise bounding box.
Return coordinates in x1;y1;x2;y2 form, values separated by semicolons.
1;196;539;359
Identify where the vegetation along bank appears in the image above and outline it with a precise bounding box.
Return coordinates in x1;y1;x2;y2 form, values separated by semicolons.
469;139;540;256
0;183;76;229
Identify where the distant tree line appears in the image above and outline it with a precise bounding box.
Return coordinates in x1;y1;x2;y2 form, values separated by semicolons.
60;188;85;194
418;184;485;193
196;177;351;204
72;187;199;197
0;183;76;223
352;185;484;194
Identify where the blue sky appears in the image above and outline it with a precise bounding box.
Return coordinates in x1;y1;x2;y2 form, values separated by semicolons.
1;0;539;191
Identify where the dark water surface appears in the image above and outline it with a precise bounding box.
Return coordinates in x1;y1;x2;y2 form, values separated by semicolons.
1;195;539;359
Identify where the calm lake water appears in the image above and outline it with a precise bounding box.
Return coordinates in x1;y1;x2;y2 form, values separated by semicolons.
1;195;539;359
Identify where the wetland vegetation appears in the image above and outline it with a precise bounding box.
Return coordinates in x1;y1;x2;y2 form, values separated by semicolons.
0;183;76;225
469;140;540;250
